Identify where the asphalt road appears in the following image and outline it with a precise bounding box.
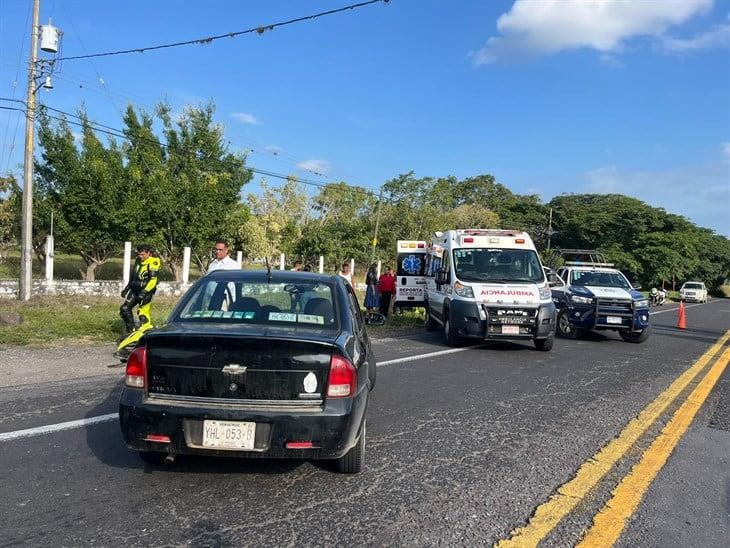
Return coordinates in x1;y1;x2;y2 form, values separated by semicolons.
1;300;728;546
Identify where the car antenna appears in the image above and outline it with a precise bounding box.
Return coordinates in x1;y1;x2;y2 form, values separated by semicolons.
265;256;272;283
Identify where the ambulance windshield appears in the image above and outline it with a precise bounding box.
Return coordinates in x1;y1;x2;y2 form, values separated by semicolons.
453;248;545;284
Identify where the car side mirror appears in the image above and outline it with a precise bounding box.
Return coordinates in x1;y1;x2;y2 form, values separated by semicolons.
365;312;385;326
633;283;642;290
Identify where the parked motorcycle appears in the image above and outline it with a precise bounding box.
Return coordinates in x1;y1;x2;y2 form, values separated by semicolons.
650;287;666;306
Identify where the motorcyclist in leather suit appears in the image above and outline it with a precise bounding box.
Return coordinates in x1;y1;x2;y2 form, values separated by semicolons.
120;244;161;333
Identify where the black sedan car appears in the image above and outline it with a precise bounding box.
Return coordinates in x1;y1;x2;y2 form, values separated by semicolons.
119;270;376;473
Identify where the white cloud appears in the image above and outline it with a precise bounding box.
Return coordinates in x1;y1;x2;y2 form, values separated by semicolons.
231;112;261;125
473;0;712;64
661;22;730;51
296;159;331;176
583;163;730;235
721;141;730;164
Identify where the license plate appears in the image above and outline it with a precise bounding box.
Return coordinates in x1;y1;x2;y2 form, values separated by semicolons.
502;325;520;335
606;316;622;325
202;420;256;450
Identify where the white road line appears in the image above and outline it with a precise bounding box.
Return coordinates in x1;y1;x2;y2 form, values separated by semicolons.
377;344;486;367
1;345;489;442
649;301;712;316
0;413;117;442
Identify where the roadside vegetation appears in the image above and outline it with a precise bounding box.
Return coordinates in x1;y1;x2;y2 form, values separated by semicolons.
0;293;424;347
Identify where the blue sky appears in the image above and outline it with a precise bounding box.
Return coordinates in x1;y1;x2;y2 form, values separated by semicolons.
1;0;729;234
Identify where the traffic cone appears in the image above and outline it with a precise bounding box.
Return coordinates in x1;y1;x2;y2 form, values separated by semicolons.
677;301;686;330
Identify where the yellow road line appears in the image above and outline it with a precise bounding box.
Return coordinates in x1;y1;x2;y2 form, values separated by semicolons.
496;329;730;548
578;346;730;547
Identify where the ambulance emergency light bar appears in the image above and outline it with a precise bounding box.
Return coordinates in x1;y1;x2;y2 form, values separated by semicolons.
398;241;426;249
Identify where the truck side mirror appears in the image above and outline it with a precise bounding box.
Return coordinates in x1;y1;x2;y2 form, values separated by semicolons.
436;270;449;285
632;282;642;290
547;270;562;287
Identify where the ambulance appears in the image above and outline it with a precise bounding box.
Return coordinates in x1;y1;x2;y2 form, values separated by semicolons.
424;229;557;351
394;240;428;310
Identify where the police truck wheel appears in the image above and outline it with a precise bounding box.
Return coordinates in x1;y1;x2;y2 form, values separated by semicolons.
557;310;582;339
619;327;650;343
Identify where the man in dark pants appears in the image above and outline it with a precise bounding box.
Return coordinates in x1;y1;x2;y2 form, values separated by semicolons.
378;266;396;317
120;244;161;333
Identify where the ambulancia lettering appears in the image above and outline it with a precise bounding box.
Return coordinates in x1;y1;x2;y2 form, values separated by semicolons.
480;289;535;297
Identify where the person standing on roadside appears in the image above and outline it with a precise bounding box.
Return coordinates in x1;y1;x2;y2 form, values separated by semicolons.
364;263;380;314
378;265;396;317
291;260;303;271
337;261;353;286
207;239;238;273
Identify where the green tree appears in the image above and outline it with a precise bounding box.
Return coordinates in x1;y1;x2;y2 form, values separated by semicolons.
0;175;18;259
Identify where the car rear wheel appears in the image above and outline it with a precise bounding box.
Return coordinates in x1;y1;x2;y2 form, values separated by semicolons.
335;421;365;474
557;310;583;339
619;326;651;343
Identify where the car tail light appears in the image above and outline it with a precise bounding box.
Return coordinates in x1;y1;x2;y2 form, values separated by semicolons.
125;347;148;389
327;355;356;398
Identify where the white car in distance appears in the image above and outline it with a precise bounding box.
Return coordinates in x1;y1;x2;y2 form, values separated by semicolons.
679;281;708;303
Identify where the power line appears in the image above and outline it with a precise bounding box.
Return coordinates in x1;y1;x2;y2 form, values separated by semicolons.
57;0;389;62
1;99;378;194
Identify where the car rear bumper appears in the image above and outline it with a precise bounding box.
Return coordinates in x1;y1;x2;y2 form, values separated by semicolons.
119;387;367;459
449;300;556;341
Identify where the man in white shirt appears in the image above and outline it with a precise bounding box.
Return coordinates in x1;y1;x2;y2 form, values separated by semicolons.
207;239;239;273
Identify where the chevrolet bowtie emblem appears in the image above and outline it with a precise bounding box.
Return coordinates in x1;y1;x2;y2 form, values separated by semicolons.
222;364;247;375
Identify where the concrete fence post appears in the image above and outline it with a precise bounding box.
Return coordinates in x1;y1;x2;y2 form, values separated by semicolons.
123;241;132;286
350;258;355;279
319;256;324;274
280;253;285;270
236;251;243;269
376;260;381;279
182;247;191;284
44;235;54;284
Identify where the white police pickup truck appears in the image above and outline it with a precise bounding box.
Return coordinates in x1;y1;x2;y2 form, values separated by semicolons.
552;261;651;343
424;229;557;351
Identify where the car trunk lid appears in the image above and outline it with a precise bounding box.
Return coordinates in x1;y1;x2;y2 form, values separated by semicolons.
145;331;334;403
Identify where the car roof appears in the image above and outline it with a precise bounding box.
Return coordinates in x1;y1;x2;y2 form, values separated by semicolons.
204;269;342;285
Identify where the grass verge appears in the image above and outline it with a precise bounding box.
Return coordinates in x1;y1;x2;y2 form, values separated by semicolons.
0;296;426;346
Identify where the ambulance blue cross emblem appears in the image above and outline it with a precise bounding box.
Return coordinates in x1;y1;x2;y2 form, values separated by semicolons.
402;255;422;275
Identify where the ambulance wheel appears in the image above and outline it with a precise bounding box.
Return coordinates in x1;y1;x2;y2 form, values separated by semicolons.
443;309;463;347
557;310;583;339
534;335;554;351
425;306;439;332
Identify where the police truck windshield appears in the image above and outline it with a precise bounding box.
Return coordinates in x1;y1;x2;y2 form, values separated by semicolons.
453;248;545;283
570;270;631;290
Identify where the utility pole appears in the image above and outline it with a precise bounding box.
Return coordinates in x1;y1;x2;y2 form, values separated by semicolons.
19;0;41;301
370;187;384;264
546;207;553;251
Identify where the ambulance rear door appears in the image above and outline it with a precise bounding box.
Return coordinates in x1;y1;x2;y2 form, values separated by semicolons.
395;240;427;308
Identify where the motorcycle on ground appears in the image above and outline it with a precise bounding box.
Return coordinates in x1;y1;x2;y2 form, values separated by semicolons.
650;287;667;307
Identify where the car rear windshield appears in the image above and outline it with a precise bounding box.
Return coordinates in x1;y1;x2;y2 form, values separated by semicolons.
453;248;545;283
175;280;337;329
683;283;703;289
570;270;631;290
